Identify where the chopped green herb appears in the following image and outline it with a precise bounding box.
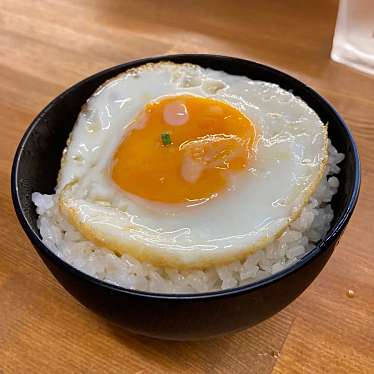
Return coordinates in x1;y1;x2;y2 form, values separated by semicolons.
161;132;172;146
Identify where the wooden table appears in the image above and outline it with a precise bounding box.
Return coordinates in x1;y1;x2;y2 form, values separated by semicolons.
1;0;373;372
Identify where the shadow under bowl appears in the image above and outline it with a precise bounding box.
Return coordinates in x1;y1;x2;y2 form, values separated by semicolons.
11;54;360;340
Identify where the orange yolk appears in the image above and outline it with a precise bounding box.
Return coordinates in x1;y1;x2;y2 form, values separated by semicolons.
111;95;256;203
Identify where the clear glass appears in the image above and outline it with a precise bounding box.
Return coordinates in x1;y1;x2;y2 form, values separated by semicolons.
331;0;374;75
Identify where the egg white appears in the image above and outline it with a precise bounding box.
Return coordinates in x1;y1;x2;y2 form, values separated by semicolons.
58;62;327;269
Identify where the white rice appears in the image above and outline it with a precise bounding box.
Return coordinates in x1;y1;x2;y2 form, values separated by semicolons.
32;140;344;294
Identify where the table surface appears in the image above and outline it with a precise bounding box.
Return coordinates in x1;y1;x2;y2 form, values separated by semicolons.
1;0;373;373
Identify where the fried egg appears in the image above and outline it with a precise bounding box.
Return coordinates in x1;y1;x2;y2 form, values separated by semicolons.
58;62;327;269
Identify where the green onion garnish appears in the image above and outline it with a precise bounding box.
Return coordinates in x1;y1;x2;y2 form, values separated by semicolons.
161;132;172;146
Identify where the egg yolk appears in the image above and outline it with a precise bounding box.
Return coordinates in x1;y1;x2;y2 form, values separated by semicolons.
111;95;255;203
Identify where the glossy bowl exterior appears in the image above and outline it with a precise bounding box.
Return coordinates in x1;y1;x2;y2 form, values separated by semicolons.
11;55;360;340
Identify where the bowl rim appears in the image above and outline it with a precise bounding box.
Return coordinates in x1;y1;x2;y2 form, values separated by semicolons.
11;53;361;301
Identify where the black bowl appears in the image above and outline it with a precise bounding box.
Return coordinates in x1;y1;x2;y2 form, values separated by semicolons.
11;54;360;340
